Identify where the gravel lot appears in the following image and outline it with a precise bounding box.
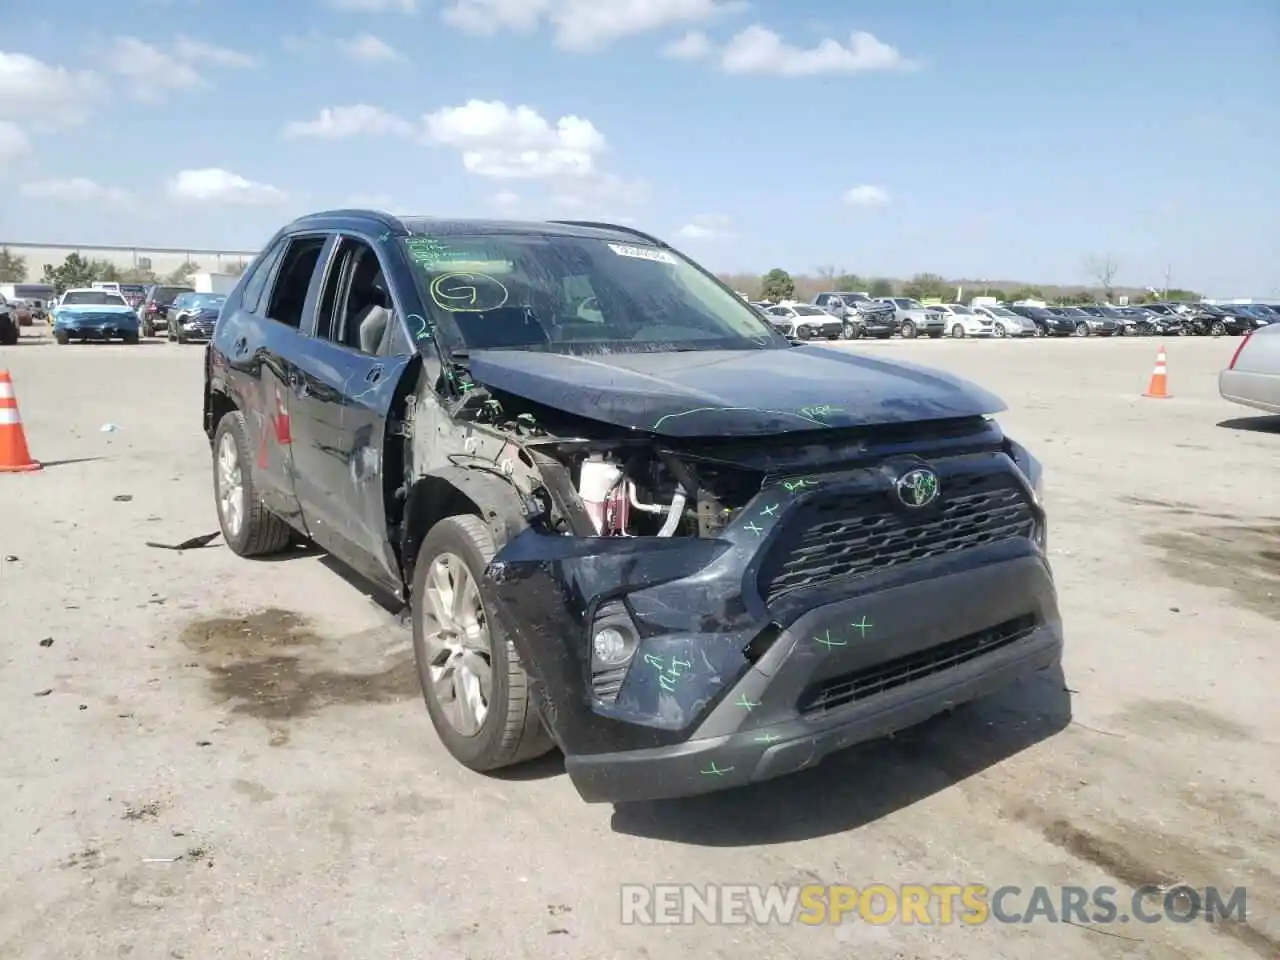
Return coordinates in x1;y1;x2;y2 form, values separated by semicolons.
2;329;1277;960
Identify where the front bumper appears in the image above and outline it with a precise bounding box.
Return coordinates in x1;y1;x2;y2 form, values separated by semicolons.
55;321;139;337
174;318;216;339
485;449;1059;803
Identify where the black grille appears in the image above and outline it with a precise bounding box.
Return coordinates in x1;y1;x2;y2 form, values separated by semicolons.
798;614;1038;714
758;471;1035;601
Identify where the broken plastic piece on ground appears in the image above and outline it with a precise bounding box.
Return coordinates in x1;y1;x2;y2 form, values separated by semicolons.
100;424;120;432
145;532;221;551
113;494;133;502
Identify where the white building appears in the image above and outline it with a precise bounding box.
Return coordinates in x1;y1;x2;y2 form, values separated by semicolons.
0;241;260;280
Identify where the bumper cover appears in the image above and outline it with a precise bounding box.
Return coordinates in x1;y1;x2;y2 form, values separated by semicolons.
563;554;1061;802
484;450;1057;804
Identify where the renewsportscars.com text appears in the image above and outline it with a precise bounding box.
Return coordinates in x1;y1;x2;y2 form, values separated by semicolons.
620;883;1247;927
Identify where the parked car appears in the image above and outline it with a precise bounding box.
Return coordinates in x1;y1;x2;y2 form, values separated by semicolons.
930;303;995;338
1219;323;1279;414
139;284;195;337
167;292;227;342
871;297;942;339
1076;304;1133;335
1231;304;1277;328
0;294;17;345
119;283;148;310
1190;303;1253;337
811;291;900;339
7;299;34;326
203;211;1060;804
765;303;843;340
1009;304;1075;337
51;289;141;344
971;304;1039;337
1044;306;1116;336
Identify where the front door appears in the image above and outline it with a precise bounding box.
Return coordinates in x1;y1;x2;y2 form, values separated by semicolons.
292;233;411;593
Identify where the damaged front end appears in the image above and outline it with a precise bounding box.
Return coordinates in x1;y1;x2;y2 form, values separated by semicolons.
400;352;1062;804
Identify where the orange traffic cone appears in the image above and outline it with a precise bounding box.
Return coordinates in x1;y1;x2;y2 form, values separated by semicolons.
1143;346;1170;399
0;370;41;472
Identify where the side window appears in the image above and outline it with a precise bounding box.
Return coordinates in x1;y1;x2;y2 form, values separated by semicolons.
239;240;287;314
264;236;327;329
317;235;398;356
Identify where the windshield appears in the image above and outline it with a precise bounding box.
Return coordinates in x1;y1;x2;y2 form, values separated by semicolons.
793;306;828;316
989;307;1018;317
62;291;127;306
400;234;785;353
154;286;193;305
946;304;974;315
189;294;226;309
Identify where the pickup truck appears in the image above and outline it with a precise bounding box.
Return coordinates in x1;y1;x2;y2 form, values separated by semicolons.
811;291;899;339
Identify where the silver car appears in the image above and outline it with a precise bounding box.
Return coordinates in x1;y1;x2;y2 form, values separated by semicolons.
971;304;1039;337
1219;322;1280;414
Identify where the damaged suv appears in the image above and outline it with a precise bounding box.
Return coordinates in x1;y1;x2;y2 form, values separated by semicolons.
203;211;1062;803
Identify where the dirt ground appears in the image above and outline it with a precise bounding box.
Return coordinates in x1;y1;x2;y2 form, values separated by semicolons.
1;328;1277;960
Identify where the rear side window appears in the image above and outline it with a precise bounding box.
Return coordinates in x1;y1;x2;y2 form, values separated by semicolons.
239;240;287;314
264;236;327;329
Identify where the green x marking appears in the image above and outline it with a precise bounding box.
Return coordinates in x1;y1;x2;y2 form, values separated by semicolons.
814;630;847;649
759;503;779;517
850;616;873;636
735;695;760;711
700;761;735;777
743;521;764;535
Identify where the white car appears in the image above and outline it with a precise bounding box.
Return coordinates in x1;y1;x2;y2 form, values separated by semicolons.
764;303;844;340
931;303;995;338
971;304;1039;337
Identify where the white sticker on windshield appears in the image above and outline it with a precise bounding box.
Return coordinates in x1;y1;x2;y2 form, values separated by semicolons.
608;243;676;264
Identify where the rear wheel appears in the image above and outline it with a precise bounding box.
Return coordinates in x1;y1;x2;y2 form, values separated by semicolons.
951;323;965;338
993;323;1007;338
841;321;862;340
54;329;70;345
212;411;293;557
412;515;554;771
1074;321;1090;337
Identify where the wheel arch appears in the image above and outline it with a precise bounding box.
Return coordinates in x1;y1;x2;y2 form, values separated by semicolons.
401;466;531;591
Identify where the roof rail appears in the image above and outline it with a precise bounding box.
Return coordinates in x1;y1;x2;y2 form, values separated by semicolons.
548;220;668;248
294;209;404;234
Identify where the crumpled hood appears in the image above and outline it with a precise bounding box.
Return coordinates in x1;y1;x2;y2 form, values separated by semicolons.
467;345;1006;438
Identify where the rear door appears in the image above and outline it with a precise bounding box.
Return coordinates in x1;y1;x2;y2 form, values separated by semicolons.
224;233;330;529
291;232;412;592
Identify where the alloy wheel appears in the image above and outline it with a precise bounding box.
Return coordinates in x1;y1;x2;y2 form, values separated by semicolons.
421;554;493;737
216;430;244;538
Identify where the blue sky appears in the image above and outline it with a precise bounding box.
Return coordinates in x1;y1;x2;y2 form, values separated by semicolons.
0;0;1276;294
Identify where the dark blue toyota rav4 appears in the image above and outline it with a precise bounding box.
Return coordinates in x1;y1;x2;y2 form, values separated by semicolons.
203;210;1063;803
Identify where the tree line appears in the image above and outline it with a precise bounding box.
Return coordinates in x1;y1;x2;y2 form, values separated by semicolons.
718;257;1201;306
0;248;247;294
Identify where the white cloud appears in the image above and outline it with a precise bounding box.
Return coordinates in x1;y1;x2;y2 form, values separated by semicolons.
0;51;101;123
173;36;257;69
663;30;712;59
105;36;255;101
282;31;325;51
325;0;418;10
282;104;414;139
165;168;287;205
0;121;30;163
20;178;134;204
442;0;743;51
721;26;914;75
424;99;607;180
338;33;403;62
676;213;733;240
486;191;522;208
842;185;891;207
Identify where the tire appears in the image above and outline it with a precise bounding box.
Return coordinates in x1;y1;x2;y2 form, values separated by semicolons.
167;325;176;341
412;515;554;771
842;321;862;340
993;323;1007;338
212;410;293;557
0;323;16;346
951;323;965;338
177;330;189;344
1074;321;1090;337
123;332;139;344
1210;320;1227;337
900;320;916;339
54;329;70;345
1035;323;1047;337
142;321;153;338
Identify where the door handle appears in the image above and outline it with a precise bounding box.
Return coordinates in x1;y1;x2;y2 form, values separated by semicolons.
365;365;383;383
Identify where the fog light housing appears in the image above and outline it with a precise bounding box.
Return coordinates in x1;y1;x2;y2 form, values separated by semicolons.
589;600;638;702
